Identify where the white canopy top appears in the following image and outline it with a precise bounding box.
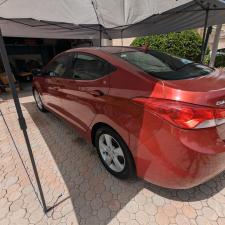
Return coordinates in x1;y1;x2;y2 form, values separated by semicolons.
0;0;224;39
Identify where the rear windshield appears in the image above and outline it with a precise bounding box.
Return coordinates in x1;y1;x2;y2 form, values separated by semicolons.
115;50;214;80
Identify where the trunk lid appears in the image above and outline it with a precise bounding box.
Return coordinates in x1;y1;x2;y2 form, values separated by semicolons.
162;69;225;108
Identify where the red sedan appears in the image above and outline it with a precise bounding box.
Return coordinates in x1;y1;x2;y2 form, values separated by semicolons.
32;47;225;189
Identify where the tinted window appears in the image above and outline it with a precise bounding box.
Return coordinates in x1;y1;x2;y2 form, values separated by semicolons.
115;50;214;80
73;53;113;80
45;53;73;77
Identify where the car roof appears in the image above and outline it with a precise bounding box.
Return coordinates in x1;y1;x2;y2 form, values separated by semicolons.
67;46;138;54
98;46;138;54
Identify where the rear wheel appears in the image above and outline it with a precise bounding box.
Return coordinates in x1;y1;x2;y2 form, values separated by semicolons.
33;89;47;112
95;126;135;179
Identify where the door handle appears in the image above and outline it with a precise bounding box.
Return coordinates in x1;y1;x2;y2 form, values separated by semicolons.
52;87;59;91
88;90;104;97
53;85;65;90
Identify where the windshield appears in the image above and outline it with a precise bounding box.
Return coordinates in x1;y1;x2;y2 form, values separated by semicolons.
115;50;214;80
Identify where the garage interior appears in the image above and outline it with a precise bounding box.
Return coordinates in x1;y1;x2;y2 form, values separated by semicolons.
0;37;94;94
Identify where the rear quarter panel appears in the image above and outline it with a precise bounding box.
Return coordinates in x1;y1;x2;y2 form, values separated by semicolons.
89;64;164;158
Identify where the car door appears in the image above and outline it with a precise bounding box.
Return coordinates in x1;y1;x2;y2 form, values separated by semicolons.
41;52;73;116
61;52;115;133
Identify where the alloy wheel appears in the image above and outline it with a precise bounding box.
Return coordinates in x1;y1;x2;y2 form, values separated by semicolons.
34;89;43;110
98;133;126;172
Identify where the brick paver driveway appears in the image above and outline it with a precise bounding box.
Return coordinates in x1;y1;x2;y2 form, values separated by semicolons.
1;90;225;225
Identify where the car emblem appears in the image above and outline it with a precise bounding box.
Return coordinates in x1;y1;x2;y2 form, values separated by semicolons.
216;100;225;106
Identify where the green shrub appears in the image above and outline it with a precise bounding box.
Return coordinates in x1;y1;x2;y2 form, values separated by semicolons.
131;30;208;62
214;54;225;68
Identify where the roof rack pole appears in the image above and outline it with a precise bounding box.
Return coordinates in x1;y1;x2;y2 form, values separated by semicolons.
0;28;48;214
200;8;209;63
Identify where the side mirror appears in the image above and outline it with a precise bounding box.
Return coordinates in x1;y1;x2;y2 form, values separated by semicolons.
49;71;56;77
32;68;43;76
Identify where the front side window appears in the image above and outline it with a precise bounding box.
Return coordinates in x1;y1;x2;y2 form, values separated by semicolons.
45;53;73;77
73;53;113;80
115;50;214;80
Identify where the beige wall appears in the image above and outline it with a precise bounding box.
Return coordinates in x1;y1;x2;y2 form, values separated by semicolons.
112;38;135;46
197;25;225;50
111;25;225;50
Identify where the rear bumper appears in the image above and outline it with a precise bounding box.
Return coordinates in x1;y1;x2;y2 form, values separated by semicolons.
130;112;225;189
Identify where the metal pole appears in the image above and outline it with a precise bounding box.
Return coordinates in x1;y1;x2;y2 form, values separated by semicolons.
0;29;48;213
203;26;212;57
210;24;222;67
99;25;102;47
200;9;209;63
121;29;124;46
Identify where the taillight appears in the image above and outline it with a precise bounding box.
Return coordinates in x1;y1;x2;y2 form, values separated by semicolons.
133;98;225;129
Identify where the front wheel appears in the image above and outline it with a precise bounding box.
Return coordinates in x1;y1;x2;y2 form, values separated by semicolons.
95;126;136;179
33;88;47;112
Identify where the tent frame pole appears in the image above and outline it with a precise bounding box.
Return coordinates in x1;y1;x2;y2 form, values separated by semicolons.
120;29;125;46
0;29;48;213
202;25;213;63
99;25;102;47
200;8;209;63
210;24;222;67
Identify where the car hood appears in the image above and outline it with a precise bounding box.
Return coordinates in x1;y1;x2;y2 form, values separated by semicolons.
160;69;225;108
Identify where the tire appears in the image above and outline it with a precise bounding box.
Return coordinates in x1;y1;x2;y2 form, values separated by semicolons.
33;88;47;112
95;126;136;179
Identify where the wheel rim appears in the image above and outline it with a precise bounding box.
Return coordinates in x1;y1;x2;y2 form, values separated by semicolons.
34;90;43;109
99;134;125;172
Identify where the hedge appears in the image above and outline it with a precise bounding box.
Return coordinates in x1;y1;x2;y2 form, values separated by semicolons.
214;54;225;67
131;30;208;62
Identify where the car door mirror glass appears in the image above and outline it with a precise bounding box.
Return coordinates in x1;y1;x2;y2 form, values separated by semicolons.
32;68;43;76
49;71;56;77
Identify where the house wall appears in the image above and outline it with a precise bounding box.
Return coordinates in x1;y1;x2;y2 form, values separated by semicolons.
112;38;135;46
197;25;225;50
111;25;225;50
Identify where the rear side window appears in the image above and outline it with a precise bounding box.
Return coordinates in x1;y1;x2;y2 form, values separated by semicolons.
115;50;214;80
73;53;115;80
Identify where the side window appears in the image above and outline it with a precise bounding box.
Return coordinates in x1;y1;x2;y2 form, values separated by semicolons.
73;53;114;80
45;53;73;77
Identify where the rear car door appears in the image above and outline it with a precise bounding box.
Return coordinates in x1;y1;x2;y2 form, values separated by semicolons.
61;52;115;132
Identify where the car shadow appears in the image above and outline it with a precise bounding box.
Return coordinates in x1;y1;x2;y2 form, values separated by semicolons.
22;101;225;224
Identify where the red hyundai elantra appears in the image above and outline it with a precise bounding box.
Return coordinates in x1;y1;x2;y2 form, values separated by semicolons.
32;47;225;189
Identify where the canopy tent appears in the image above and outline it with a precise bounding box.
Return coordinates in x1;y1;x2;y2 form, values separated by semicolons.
0;0;225;39
1;0;225;214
